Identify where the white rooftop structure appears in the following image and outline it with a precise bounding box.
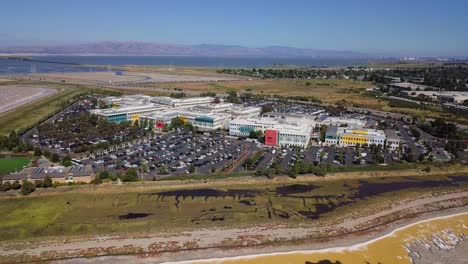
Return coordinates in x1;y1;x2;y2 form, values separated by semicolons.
150;96;215;108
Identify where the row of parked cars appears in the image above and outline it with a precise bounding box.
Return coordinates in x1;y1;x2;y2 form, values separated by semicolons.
86;130;253;177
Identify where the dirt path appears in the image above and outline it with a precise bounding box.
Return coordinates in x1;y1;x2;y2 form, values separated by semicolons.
0;191;466;263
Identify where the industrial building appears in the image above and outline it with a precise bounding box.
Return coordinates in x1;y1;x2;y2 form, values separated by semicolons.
91;104;164;123
91;95;399;150
150;96;215;108
229;117;312;148
92;95;262;132
384;129;401;151
3;165;95;184
91;94;261;128
140;109;230;131
325;125;395;148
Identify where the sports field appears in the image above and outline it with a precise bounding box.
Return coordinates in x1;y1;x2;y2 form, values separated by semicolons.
0;157;30;176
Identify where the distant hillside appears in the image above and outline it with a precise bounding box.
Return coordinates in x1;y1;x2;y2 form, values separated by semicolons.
0;41;367;58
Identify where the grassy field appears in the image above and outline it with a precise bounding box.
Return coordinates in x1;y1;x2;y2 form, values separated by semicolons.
0;81;95;135
0;157;31;176
0;173;466;242
149;79;378;105
119;65;228;77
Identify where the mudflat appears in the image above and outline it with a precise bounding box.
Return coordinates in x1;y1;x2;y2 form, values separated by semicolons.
0;85;57;114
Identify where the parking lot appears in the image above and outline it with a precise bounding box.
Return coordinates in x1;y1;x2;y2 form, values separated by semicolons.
239;142;401;173
85;130;258;179
30;98;148;155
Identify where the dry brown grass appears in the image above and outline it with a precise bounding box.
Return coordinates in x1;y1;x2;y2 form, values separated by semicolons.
119;65;232;77
146;79;377;104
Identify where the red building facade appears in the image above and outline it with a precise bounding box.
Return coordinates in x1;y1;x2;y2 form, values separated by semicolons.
264;129;278;146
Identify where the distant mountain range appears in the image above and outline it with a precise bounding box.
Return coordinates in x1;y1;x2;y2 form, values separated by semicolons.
0;41;368;58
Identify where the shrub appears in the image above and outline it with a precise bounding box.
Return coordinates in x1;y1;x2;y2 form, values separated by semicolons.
0;182;11;192
91;175;102;184
121;168;139;182
42;176;53;188
20;180;36;195
11;180;21;190
99;170;110;180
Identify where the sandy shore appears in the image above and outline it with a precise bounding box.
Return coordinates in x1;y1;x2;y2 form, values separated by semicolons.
50;207;468;264
0;190;466;264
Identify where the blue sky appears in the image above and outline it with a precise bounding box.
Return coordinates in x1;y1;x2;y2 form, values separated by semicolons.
1;0;467;56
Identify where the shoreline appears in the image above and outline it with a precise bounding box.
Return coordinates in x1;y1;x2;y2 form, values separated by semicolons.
162;210;468;264
29;196;467;264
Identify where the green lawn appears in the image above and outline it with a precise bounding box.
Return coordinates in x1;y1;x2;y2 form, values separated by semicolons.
0;157;31;176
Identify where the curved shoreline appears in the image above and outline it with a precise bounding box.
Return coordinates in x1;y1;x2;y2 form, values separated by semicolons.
41;201;468;264
163;211;468;264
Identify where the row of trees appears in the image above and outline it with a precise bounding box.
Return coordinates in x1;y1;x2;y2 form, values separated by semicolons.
419;119;467;157
255;160;329;178
0;176;53;195
219;66;468;91
0;131;32;152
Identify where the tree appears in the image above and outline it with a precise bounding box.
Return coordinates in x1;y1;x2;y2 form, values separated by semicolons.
403;152;416;162
115;159;122;170
140;163;149;173
91;175;102;184
183;122;195;132
99;170;110;180
141;119;148;129
34;147;42;157
320;150;326;162
188;165;196;173
34;180;43;188
51;153;60;163
159;165;168;175
11;180;21;190
319;125;328;142
133;119;140;128
418;153;425;162
170;117;185;129
42;176;53;188
0;182;11;192
20;180;35;195
227;90;237;97
261;104;274;114
244;158;254;169
375;153;385;164
61;155;73;167
428;154;434;162
249;130;263;140
148;120;155;130
121;168;139;182
43;150;51;158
